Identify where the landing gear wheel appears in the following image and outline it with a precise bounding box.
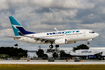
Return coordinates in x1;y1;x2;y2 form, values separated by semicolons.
49;45;53;49
55;45;59;48
87;41;90;45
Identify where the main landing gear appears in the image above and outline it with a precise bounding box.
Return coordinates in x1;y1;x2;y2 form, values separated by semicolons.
49;45;53;48
49;45;59;49
48;45;59;53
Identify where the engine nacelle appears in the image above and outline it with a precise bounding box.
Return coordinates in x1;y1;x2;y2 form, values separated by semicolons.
55;38;67;45
87;55;95;59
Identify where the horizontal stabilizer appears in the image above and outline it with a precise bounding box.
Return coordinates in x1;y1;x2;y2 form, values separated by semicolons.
5;36;21;38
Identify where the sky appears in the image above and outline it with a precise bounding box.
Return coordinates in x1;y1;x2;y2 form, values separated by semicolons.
0;0;105;50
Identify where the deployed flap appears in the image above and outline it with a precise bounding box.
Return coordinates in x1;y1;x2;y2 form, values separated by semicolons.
24;36;55;41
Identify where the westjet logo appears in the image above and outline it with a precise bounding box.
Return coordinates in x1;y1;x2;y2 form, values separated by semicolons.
47;30;80;35
47;32;64;35
12;25;17;29
64;30;79;34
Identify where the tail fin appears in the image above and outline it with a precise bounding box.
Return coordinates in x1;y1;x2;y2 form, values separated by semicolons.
9;16;35;36
9;16;22;36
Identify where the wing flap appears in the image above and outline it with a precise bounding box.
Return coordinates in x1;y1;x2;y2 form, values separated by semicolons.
5;36;55;44
94;52;103;56
24;36;55;44
24;36;55;41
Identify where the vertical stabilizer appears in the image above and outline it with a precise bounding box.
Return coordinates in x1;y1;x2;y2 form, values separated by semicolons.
9;16;21;36
9;16;35;36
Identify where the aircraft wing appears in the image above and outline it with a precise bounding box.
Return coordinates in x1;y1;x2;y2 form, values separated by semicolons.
24;36;55;44
5;36;55;44
5;36;22;38
94;52;103;56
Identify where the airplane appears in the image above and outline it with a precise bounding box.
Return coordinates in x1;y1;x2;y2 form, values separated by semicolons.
70;49;103;60
7;16;99;48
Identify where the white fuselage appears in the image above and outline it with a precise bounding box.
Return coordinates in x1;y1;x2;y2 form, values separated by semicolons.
14;29;99;45
70;50;101;56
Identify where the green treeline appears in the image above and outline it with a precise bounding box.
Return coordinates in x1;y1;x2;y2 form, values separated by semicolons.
0;47;27;59
36;44;89;59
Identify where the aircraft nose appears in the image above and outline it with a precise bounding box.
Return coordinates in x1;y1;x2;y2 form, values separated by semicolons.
95;33;99;37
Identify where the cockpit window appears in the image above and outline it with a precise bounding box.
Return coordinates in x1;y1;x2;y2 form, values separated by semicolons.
89;31;95;33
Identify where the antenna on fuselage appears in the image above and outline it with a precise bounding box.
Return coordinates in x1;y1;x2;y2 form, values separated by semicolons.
54;27;59;31
54;27;59;37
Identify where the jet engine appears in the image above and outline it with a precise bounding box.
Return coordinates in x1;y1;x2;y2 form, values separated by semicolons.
87;55;95;59
55;38;67;45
